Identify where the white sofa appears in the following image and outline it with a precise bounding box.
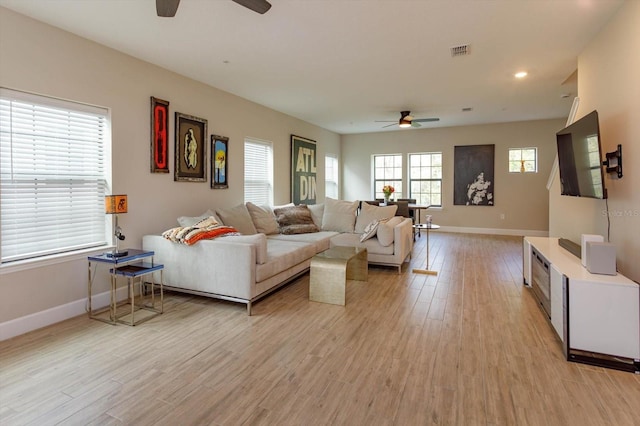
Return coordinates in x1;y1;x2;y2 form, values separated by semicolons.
142;199;413;314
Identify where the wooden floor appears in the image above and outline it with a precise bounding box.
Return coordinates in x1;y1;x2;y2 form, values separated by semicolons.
1;233;639;426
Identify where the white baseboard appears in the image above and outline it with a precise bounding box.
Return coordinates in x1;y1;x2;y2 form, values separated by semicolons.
0;286;128;341
436;226;549;237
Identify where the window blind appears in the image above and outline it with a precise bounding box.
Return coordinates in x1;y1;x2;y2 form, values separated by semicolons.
0;89;109;263
244;138;273;206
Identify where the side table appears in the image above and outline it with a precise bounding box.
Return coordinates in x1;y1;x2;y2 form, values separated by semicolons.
88;249;164;325
309;246;368;306
412;223;440;276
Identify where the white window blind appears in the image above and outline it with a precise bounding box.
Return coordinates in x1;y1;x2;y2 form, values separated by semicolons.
0;89;109;263
244;138;273;206
325;155;339;199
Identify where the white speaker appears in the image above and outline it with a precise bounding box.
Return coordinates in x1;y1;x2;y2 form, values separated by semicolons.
585;241;617;275
581;234;604;266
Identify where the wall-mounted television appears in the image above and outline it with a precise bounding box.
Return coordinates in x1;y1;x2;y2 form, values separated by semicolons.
556;110;607;199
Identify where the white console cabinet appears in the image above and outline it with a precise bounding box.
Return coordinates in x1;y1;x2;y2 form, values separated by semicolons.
523;237;639;373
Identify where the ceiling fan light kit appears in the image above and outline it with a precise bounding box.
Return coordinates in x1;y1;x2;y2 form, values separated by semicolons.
376;110;440;129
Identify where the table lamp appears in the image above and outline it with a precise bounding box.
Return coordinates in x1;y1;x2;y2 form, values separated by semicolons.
105;194;128;258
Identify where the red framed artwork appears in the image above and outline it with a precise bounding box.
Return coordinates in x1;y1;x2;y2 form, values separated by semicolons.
150;96;170;173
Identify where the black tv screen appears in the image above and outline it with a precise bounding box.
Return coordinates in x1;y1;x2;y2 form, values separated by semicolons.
556;110;607;199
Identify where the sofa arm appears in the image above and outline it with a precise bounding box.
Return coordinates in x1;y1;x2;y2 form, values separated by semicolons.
394;218;414;258
142;235;257;300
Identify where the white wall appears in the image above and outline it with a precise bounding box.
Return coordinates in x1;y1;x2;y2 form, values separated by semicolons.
342;119;565;233
549;0;639;283
0;7;340;328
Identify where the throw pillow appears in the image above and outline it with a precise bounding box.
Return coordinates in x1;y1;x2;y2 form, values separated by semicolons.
354;202;397;234
273;205;319;235
321;197;358;233
177;209;216;227
246;202;279;235
215;204;258;235
359;219;383;242
377;216;404;247
307;203;324;228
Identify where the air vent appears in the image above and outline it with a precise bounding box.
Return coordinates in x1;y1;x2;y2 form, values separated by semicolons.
450;44;470;57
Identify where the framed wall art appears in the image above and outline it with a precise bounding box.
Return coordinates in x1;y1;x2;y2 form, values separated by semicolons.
453;144;495;206
150;96;169;173
291;134;317;205
211;135;229;189
174;112;207;182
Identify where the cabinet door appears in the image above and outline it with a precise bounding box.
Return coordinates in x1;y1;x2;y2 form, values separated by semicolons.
550;264;563;340
569;279;640;359
523;239;531;286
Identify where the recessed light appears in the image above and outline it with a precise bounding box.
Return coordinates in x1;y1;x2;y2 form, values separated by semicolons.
514;71;528;79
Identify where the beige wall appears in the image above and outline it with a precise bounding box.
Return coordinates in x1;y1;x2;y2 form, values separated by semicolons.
0;8;340;324
549;0;639;283
342;119;565;233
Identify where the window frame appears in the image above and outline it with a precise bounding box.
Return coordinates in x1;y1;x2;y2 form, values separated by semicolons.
373;153;403;199
325;154;339;199
408;152;443;207
508;147;538;173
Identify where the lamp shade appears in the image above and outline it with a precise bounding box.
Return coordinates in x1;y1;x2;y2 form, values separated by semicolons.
105;194;128;214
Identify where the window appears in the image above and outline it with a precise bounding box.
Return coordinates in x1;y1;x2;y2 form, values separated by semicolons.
0;88;109;263
244;138;273;205
373;154;402;199
509;147;537;173
325;155;339;199
409;152;442;207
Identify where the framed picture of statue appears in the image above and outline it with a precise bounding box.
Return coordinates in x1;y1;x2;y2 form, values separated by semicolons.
174;112;207;182
211;135;228;189
291;134;317;205
150;96;169;173
453;144;495;206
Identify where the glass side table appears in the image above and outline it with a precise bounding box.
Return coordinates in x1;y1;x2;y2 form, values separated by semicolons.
88;249;164;325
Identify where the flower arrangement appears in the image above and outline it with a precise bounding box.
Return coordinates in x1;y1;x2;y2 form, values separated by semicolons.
382;185;395;200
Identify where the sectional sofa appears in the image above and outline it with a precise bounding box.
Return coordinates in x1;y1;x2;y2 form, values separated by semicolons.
142;198;413;314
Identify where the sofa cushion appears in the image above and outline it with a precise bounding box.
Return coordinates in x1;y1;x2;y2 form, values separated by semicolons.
246;202;279;235
377;216;403;247
355;202;397;234
216;204;257;235
268;231;339;253
307;203;324;228
256;240;317;282
321;197;358;233
273;205;319;235
177;210;218;227
222;233;268;264
330;233;394;255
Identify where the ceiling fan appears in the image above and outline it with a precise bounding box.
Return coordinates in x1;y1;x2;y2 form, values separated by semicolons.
156;0;272;17
376;111;440;128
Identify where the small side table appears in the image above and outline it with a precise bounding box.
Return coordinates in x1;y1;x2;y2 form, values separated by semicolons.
309;246;368;306
88;249;164;325
412;223;440;276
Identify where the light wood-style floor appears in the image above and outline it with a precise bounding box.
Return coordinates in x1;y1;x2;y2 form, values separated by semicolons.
1;233;639;426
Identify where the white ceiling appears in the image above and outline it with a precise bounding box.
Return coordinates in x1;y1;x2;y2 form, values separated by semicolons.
0;0;623;134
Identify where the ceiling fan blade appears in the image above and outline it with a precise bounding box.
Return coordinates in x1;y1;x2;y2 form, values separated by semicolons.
411;122;422;128
375;120;396;123
382;123;397;128
413;118;440;123
232;0;272;14
156;0;180;17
